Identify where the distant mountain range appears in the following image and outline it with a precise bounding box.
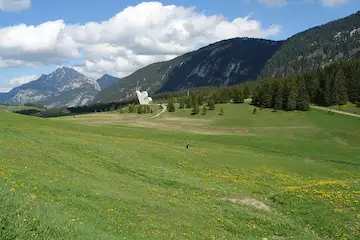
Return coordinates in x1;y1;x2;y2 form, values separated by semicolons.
0;68;121;108
1;11;360;107
1;68;101;108
96;74;121;89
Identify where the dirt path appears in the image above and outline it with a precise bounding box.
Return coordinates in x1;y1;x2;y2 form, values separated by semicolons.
3;106;11;112
144;104;167;120
310;105;360;118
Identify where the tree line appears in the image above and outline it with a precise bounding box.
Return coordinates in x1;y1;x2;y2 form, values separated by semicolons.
252;60;360;111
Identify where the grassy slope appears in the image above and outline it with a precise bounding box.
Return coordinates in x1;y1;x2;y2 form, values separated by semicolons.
0;105;40;112
1;104;360;239
327;103;360;115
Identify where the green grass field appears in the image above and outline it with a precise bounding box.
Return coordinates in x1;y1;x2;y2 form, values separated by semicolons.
327;103;360;115
1;103;360;239
0;105;40;112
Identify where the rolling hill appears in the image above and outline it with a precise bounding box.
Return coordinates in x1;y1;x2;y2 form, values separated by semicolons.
1;103;359;239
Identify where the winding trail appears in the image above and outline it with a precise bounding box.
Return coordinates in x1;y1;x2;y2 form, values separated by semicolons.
310;105;360;118
144;104;167;120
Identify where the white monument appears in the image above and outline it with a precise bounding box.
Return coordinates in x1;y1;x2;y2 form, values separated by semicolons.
136;90;153;105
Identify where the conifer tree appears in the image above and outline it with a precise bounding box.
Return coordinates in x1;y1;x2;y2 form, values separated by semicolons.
186;96;193;108
283;78;297;111
211;92;219;104
191;97;200;115
316;69;332;106
201;106;207;115
219;89;231;103
109;104;116;112
272;79;283;111
296;76;310;111
219;108;224;115
179;99;185;109
260;82;272;108
208;97;216;110
243;85;250;99
251;86;261;106
233;88;244;103
192;104;200;115
168;100;175;112
331;68;348;105
137;105;143;114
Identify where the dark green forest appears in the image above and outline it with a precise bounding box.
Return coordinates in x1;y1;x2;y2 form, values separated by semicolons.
253;60;360;111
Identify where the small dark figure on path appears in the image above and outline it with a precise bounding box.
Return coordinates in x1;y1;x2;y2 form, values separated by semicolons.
186;144;189;149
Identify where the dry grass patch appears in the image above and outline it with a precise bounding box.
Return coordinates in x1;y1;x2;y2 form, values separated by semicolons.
222;196;272;212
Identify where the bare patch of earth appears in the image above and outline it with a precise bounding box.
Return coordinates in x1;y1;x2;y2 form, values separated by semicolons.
221;196;272;212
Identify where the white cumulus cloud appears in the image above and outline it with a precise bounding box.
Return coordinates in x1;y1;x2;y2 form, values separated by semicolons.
320;0;348;7
0;1;281;78
0;0;31;12
0;88;12;93
257;0;288;7
7;74;38;86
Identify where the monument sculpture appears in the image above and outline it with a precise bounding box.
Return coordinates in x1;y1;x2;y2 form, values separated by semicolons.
136;90;153;105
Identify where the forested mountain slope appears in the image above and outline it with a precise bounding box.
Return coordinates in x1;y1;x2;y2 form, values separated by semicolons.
93;38;283;103
260;11;360;78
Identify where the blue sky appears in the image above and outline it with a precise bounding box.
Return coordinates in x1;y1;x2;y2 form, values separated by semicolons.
0;0;359;92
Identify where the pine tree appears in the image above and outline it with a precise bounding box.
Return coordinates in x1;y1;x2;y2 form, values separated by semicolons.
211;92;219;104
233;88;244;103
128;104;135;113
186;96;193;108
219;89;231;103
191;97;200;115
331;68;348;105
219;108;224;115
191;104;200;115
283;78;297;111
272;79;283;111
317;69;332;106
109;104;116;112
168;100;175;112
243;85;250;99
296;76;310;111
251;86;261;106
208;97;216;110
201;106;207;115
137;105;143;114
260;82;272;108
179;99;185;109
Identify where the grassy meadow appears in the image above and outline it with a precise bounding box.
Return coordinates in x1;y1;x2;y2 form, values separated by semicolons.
0;105;40;112
327;103;360;115
0;103;360;239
